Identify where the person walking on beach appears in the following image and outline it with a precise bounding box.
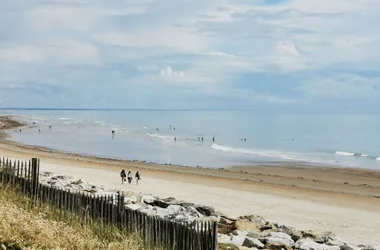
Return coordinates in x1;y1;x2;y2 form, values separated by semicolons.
212;136;215;142
120;169;126;184
127;171;133;184
135;171;141;185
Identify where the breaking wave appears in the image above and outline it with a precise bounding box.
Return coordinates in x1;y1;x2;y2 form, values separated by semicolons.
211;143;315;162
335;151;379;161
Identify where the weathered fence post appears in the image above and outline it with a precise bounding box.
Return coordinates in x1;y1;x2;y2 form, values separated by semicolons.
31;158;39;206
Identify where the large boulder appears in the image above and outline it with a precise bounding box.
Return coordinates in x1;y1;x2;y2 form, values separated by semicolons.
236;215;267;230
278;225;296;236
358;245;376;250
218;217;237;234
194;204;216;216
260;232;295;247
325;236;361;250
242;237;265;249
232;230;249;237
266;242;293;250
301;230;335;243
295;238;340;250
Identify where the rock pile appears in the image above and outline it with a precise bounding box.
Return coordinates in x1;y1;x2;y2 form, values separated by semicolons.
217;215;378;250
39;172;378;250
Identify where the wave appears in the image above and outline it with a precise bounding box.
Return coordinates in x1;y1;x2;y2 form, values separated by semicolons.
146;133;174;141
211;143;315;162
335;151;379;161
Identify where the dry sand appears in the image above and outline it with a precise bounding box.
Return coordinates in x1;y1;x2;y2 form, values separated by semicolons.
1;117;380;246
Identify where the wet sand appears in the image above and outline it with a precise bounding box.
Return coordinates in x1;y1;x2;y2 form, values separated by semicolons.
1;116;380;245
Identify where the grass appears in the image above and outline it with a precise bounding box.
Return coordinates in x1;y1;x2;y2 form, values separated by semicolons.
0;185;159;250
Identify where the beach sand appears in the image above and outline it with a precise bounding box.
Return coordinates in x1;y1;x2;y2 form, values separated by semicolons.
1;117;380;245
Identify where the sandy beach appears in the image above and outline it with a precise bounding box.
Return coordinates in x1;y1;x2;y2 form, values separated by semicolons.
1;117;380;246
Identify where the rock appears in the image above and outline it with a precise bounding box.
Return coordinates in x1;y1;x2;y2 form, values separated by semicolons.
278;225;295;236
260;222;277;231
124;196;138;204
301;230;335;243
194;204;216;216
219;222;237;234
179;202;195;208
230;235;246;246
266;242;293;250
292;231;303;242
234;215;268;232
218;243;240;250
186;206;203;217
142;195;156;204
71;179;83;185
246;229;264;239
242;237;265;249
166;205;185;215
358;245;376;250
260;232;294;247
126;204;140;210
232;230;248;237
295;238;340;250
326;236;360;250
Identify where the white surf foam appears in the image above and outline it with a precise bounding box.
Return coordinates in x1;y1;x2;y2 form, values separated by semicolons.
211;143;314;162
335;151;355;156
147;133;174;141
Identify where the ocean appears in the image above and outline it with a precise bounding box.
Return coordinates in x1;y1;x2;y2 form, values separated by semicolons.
2;110;380;169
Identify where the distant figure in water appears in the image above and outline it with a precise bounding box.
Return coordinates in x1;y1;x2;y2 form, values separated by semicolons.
19;129;22;133
174;137;176;142
201;137;203;142
135;171;141;185
212;137;215;142
49;125;52;129
244;138;247;141
173;127;175;130
169;125;172;130
120;169;126;184
112;130;115;135
127;171;133;184
38;129;41;134
156;128;159;131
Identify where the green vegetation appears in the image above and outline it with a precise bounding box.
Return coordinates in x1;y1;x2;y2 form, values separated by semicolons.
0;185;159;250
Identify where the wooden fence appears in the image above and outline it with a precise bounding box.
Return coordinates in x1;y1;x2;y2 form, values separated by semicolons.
0;157;218;250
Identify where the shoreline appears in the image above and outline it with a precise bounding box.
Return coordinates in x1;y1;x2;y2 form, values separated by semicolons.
2;115;380;245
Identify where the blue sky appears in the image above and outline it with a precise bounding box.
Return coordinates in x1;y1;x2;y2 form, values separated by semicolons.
1;0;380;112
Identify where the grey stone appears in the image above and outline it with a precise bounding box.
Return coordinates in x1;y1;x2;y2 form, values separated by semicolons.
261;232;294;247
194;204;216;216
242;237;265;249
278;225;295;236
301;230;335;243
295;238;341;250
358;245;376;250
325;236;361;250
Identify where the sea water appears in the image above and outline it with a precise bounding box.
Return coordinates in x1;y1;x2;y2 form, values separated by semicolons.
2;110;380;169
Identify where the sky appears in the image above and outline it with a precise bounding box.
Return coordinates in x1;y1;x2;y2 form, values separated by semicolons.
1;0;380;112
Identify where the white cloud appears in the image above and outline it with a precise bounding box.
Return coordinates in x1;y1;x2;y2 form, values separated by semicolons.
159;66;184;78
1;0;380;108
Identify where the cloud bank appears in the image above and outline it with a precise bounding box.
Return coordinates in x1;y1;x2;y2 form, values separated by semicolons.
1;0;379;112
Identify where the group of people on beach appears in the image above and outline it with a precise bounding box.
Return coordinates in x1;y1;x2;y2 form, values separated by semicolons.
120;169;141;185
